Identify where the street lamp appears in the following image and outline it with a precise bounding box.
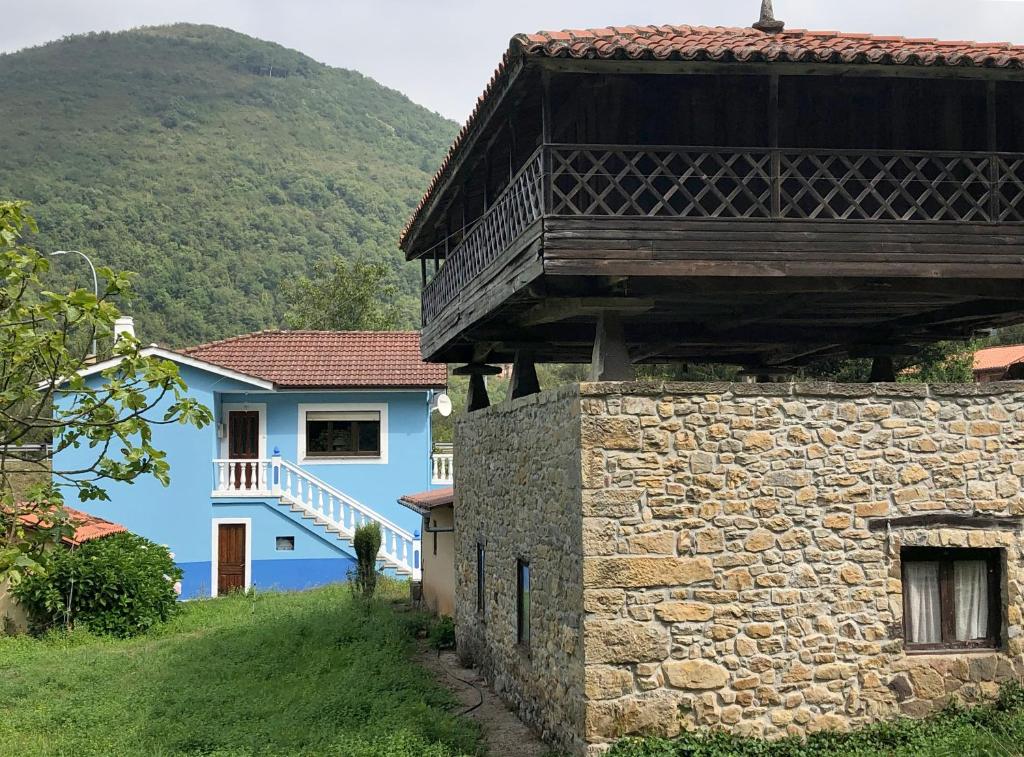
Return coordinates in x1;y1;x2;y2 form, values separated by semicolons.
50;250;99;357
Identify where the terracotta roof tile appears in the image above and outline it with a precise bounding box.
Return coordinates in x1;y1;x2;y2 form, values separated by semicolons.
17;506;127;546
398;486;454;513
400;24;1024;250
180;331;446;389
974;344;1024;372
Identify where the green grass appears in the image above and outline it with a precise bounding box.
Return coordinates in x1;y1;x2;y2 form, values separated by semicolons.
608;684;1024;757
0;582;481;756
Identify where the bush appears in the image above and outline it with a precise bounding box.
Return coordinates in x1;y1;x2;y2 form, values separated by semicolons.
428;616;455;650
13;532;181;637
353;522;382;600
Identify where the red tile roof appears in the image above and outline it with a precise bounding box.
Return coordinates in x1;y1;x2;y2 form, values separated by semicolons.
398;486;454;513
974;344;1024;372
180;331;446;389
401;24;1024;250
18;506;127;546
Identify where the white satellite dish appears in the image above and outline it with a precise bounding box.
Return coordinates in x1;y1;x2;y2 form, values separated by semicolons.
432;393;453;417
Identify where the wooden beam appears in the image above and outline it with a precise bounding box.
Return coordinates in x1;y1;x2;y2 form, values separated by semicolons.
509;351;541;399
515;298;654;328
869;355;896;382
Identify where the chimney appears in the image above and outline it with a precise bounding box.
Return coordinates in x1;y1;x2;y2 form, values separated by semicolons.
753;0;785;33
114;315;136;342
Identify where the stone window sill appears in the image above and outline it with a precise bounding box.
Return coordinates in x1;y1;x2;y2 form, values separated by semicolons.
906;647;1001;656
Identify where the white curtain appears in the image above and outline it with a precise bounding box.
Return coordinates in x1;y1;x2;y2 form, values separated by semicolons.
955;560;989;641
905;561;941;643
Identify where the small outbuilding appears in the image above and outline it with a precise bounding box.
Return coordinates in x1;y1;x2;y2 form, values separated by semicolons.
1;507;127;634
399;487;455;617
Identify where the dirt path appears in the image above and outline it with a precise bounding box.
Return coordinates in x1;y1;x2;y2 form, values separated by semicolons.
418;646;555;757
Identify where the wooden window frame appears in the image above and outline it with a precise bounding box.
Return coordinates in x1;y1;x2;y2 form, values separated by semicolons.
516;558;530;647
304;416;381;458
476;542;485;614
901;546;1002;652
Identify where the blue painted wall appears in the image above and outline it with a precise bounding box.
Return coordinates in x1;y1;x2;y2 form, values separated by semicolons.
53;362;435;599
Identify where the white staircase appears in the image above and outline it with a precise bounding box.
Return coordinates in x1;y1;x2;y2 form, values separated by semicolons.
212;456;421;578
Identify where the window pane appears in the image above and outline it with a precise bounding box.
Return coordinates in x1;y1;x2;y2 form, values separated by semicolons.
905;561;941;644
330;421;356;452
306;420;333;454
954;560;989;641
357;421;381;454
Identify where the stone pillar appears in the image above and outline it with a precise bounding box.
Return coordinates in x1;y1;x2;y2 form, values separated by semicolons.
510;351;541;400
590;312;635;382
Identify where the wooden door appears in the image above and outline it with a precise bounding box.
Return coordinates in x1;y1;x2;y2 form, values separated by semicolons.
228;411;260;490
217;523;246;595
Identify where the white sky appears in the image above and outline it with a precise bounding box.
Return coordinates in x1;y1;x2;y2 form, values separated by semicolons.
3;0;1023;122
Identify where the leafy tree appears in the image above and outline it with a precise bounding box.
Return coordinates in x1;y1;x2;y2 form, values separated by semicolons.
283;257;409;331
800;340;977;383
1;201;213;585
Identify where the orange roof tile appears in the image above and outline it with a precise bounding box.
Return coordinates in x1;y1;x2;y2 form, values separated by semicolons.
398;486;454;513
180;331;446;389
401;24;1024;250
973;344;1024;372
17;506;127;546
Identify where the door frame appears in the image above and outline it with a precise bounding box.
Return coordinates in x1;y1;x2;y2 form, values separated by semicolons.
220;403;267;461
211;517;252;597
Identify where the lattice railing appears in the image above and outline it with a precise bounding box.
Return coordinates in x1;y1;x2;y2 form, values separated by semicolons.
422;147;544;324
549;147;773;218
420;144;1024;325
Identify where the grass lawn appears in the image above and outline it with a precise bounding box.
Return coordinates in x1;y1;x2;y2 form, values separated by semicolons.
0;582;481;757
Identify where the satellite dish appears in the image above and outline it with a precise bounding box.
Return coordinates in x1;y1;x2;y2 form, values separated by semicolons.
432;393;453;417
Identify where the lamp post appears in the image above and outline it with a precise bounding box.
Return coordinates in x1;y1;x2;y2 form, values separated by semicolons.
50;250;99;357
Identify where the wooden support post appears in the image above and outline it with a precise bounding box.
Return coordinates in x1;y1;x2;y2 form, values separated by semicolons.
589;312;635;382
870;356;896;383
509;351;541;400
453;364;502;412
420;258;427;285
987;80;999;222
769;73;781;219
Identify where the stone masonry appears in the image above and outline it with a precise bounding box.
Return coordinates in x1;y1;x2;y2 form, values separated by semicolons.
454;381;1024;755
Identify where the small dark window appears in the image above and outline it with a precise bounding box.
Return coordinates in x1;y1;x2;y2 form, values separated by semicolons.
517;559;530;646
476;543;485;613
902;547;1002;651
276;536;295;551
305;411;380;458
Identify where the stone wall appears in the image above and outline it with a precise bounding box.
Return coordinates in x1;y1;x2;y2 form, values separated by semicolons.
456;381;1024;754
454;387;586;750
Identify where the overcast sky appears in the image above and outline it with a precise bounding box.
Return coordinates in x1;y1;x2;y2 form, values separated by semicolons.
4;0;1022;122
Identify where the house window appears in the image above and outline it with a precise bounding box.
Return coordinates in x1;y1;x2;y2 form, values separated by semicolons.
476;543;485;613
304;411;380;458
902;547;1002;651
276;536;295;551
517;559;530;646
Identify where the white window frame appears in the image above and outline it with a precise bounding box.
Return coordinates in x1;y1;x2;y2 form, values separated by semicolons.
210;517;252;598
219;403;267;461
297;402;388;465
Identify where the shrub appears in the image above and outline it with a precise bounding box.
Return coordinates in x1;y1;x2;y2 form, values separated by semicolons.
428;616;455;650
13;532;181;637
353;522;382;600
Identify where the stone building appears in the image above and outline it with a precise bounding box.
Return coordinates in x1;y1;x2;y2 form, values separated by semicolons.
455;382;1024;754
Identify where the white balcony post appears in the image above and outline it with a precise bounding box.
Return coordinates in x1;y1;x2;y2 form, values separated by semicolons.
271;447;282;495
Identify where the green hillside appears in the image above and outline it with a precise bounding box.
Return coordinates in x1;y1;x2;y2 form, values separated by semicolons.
0;24;457;346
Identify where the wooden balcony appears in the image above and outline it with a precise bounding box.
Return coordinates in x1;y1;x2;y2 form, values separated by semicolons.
420;144;1024;365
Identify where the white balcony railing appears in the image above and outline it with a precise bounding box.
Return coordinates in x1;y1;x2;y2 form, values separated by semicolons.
213;458;272;494
431;453;453;485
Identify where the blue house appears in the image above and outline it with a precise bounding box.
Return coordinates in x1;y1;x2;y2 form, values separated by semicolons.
53;329;450;598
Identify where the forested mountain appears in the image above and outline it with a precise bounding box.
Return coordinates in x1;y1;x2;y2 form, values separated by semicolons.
0;24;457;346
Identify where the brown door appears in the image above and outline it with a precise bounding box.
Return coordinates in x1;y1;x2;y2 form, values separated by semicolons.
228;411;260;489
217;523;246;595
